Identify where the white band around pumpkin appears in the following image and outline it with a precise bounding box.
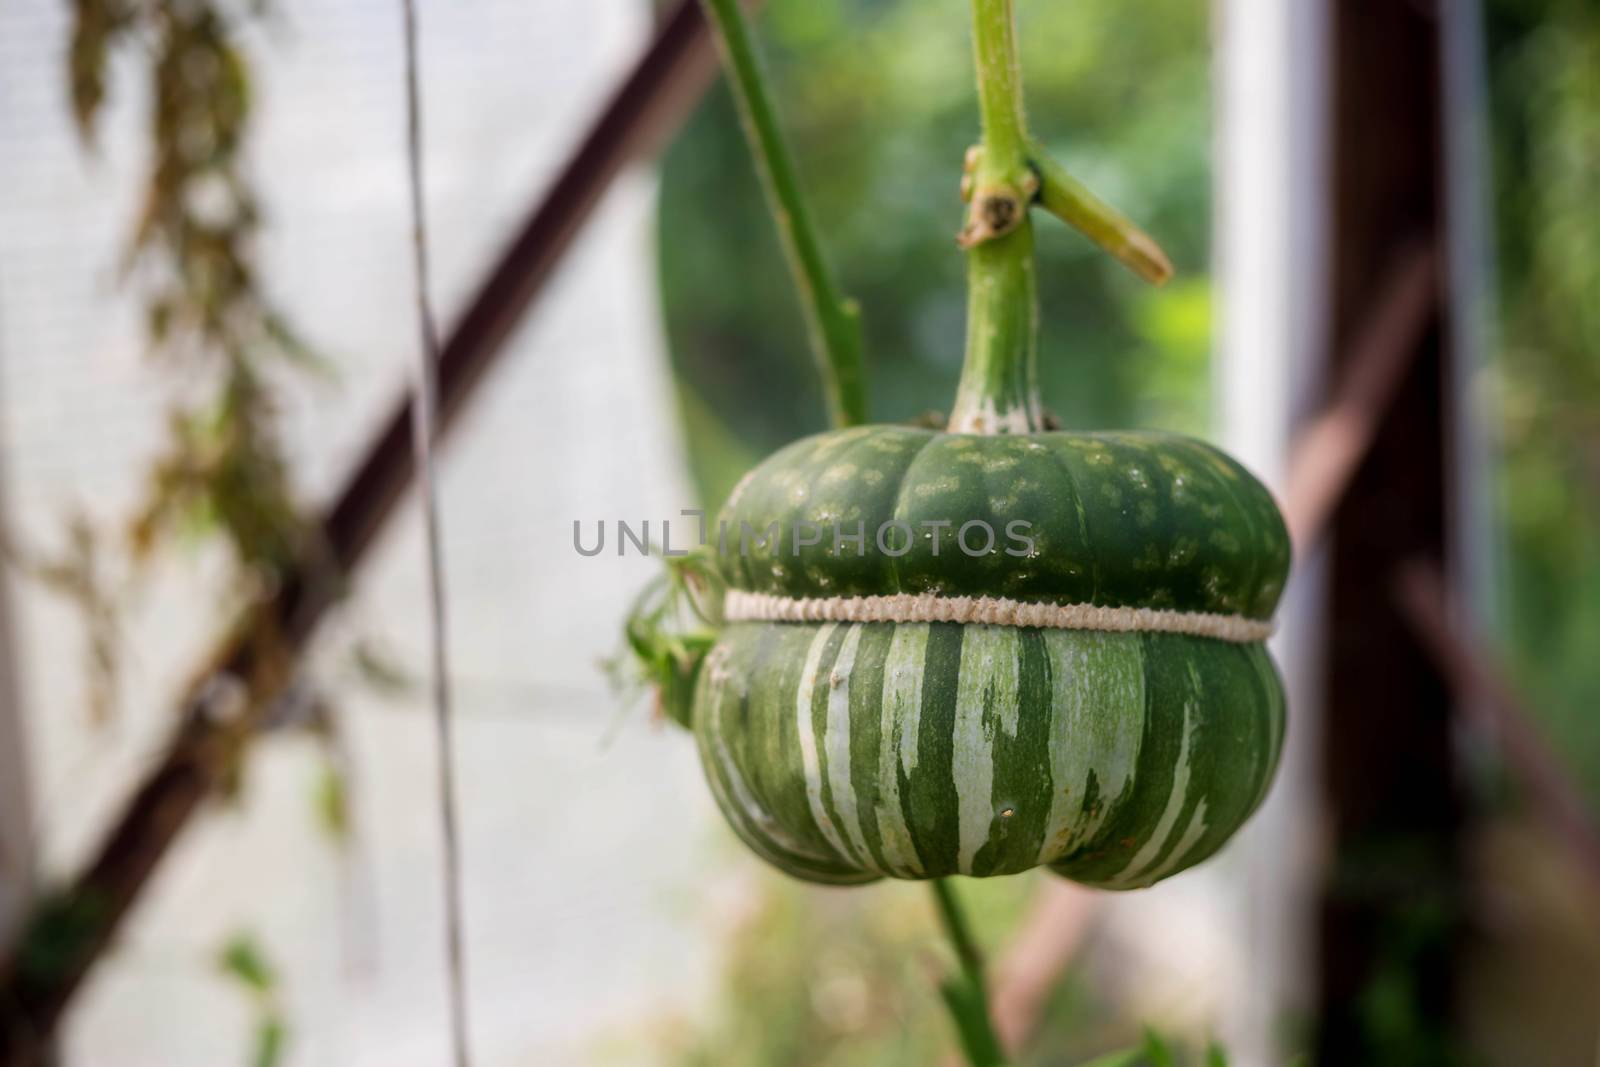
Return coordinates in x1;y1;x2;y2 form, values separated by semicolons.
722;589;1275;644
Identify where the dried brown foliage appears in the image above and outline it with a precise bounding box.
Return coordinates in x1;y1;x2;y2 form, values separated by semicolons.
70;0;314;579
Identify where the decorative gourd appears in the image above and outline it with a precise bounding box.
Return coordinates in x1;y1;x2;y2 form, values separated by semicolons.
652;0;1293;894
691;427;1289;888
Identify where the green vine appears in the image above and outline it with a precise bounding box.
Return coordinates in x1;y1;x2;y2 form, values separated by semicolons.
699;0;867;430
932;879;1008;1067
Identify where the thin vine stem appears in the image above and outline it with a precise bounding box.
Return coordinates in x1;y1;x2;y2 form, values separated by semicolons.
931;878;987;994
931;879;1008;1067
699;0;867;429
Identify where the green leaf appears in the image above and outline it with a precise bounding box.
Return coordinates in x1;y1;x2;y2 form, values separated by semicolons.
314;764;349;842
1140;1028;1176;1067
218;932;276;996
1205;1041;1230;1067
252;1014;288;1067
612;560;719;730
350;641;417;698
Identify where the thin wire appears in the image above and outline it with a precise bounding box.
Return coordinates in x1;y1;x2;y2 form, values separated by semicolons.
399;2;472;1064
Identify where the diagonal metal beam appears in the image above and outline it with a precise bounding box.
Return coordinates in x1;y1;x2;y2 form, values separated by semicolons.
0;2;720;1055
1284;244;1439;552
1393;560;1600;893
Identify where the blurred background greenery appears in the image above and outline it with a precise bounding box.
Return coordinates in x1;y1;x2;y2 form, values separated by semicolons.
1484;0;1600;805
650;873;1126;1067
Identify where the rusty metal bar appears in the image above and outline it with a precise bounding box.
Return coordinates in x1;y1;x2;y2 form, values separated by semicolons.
1284;244;1438;551
1393;561;1600;892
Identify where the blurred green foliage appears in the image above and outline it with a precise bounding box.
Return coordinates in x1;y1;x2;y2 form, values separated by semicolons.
1484;0;1600;805
658;0;1214;508
217;932;288;1067
649;872;1152;1067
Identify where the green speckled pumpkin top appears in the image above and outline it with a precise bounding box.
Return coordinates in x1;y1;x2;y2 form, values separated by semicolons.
715;425;1290;620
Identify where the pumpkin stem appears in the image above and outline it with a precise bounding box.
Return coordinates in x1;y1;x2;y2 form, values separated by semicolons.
950;0;1042;435
949;0;1176;435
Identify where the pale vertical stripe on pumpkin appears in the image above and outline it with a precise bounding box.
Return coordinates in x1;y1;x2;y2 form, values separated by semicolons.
822;625;877;871
952;625;1020;874
1104;657;1202;888
877;623;931;876
701;646;834;875
695;649;770;865
1037;630;1146;864
795;623;858;863
1140;798;1212;885
695;621;1285;887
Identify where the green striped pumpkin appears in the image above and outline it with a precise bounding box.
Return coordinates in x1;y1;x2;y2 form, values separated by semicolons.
691;425;1290;889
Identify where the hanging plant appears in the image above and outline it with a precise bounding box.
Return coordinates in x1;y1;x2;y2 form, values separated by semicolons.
631;0;1291;1059
660;0;1290;892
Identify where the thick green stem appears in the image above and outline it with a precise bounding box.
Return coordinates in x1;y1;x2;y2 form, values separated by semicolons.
931;879;1008;1067
969;0;1028;181
700;0;867;429
949;0;1041;435
952;225;1040;434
